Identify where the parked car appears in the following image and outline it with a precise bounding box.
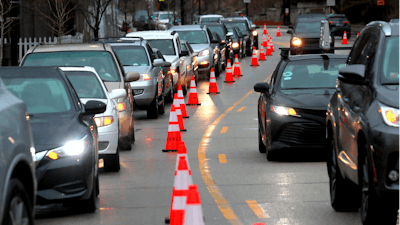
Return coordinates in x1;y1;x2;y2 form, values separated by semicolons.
328;14;351;39
126;31;190;95
134;10;156;31
207;22;234;67
1;66;106;212
221;17;255;55
61;66;133;172
226;25;246;58
180;40;199;84
326;21;399;225
152;48;174;102
0;78;36;225
168;24;221;78
20;43;137;150
198;14;223;24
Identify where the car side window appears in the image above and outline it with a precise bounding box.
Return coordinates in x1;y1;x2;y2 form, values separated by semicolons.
347;32;372;65
146;44;156;62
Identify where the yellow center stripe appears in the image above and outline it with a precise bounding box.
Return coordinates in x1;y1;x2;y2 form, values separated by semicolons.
237;106;246;112
219;154;227;163
220;127;228;133
245;200;270;219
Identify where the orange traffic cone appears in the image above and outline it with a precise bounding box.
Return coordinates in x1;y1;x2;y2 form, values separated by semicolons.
262;37;268;47
183;184;205;225
250;47;259;66
207;68;220;94
276;26;281;37
356;32;359;39
173;93;186;132
263;24;267;36
186;76;201;106
224;59;235;82
177;85;189;118
269;35;274;52
342;31;348;45
259;47;266;61
266;41;272;56
233;54;242;76
176;142;189;170
162;105;182;152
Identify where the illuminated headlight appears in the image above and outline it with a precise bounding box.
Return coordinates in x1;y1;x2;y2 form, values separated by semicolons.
291;37;302;46
252;30;258;36
379;103;399;127
199;49;210;56
232;42;239;48
271;105;300;117
45;135;89;160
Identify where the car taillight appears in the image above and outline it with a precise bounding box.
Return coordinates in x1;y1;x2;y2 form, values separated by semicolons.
94;116;115;127
118;103;126;111
329;21;333;24
142;74;151;80
344;21;350;24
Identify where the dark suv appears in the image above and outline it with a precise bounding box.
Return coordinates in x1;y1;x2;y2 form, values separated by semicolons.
326;21;399;224
221;17;255;56
328;14;351;39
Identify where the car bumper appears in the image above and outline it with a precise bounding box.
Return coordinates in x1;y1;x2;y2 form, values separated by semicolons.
131;80;156;108
98;127;119;155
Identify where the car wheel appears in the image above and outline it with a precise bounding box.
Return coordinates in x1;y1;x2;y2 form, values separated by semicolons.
166;79;174;103
147;91;159;119
2;178;33;225
104;149;120;172
158;91;165;115
80;174;97;213
258;124;266;153
328;138;359;211
95;174;100;197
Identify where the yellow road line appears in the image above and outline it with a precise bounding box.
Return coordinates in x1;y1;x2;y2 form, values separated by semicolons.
220;127;228;133
219;154;227;163
198;75;271;225
237;106;246;112
274;41;290;48
245;200;270;219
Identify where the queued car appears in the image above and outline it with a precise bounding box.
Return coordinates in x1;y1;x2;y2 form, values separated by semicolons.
1;66;106;212
152;48;174;101
288;17;334;55
221;17;255;55
207;22;234;67
254;49;347;160
91;37;167;119
61;67;133;172
226;25;246;58
180;40;199;84
0;78;36;225
326;21;399;225
210;32;227;72
168;24;221;78
20;43;137;150
126;31;191;94
198;14;223;24
156;11;177;30
327;14;351;39
133;10;156;31
241;16;259;50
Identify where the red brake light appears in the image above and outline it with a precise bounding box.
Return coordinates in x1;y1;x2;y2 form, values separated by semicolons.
344;21;350;24
329;21;333;24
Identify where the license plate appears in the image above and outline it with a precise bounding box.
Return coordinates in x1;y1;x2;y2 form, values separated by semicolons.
99;158;104;168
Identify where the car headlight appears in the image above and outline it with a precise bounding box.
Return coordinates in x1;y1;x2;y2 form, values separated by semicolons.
232;42;239;48
291;37;302;46
379;103;399;127
46;135;89;160
271;105;300;117
199;49;210;56
252;30;258;36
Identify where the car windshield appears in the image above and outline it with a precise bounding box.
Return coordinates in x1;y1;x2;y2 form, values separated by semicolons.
2;77;72;115
65;71;106;99
146;39;176;55
208;26;225;38
295;21;321;33
112;46;149;66
201;17;220;23
159;13;173;20
280;59;346;89
176;31;208;44
381;36;399;84
22;51;121;82
223;22;248;35
227;28;238;38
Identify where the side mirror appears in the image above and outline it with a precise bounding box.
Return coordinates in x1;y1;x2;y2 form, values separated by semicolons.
84;100;106;115
153;58;164;67
287;29;293;34
179;51;189;57
251;24;256;29
226;32;233;37
338;65;368;84
109;89;127;100
125;71;140;82
253;82;269;93
163;61;171;67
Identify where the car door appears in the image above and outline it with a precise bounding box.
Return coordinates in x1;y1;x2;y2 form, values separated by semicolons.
154;49;171;96
146;44;163;98
181;43;193;77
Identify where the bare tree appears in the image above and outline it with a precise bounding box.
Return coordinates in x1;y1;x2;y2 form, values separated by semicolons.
0;0;15;66
78;0;113;39
34;0;77;43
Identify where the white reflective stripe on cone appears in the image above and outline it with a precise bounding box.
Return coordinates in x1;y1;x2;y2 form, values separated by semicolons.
190;88;197;93
169;110;178;122
168;124;180;132
184;205;204;225
173;196;187;210
174;170;192;189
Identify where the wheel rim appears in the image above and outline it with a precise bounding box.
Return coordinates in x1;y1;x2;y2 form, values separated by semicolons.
361;156;369;221
330;142;337;204
8;196;29;225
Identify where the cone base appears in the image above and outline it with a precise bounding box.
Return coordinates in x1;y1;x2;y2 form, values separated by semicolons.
186;103;201;106
224;80;235;83
183;116;189;118
165;217;170;224
207;92;220;94
162;149;178;152
180;129;187;132
234;74;243;76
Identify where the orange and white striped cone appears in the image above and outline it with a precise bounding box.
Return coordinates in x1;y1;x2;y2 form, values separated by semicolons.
183;184;205;225
162;105;182;152
177;85;189;118
259;47;266;61
176;141;189;170
356;32;359;39
262;37;268;48
269;35;274;52
186;76;201;105
250;47;259;66
207;68;220;94
263;24;267;36
224;59;235;83
266;41;272;56
233;54;242;76
276;26;281;37
173;93;186;132
342;31;348;45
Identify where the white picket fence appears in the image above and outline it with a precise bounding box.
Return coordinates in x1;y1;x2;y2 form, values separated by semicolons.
2;34;83;62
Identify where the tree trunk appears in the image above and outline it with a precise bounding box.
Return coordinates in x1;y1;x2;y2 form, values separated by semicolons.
0;21;4;67
94;27;99;39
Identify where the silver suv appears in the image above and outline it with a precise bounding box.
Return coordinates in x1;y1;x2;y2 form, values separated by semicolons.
0;78;36;225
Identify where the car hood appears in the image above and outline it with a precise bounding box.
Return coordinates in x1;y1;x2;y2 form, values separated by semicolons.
376;85;399;108
123;66;150;75
164;55;179;63
293;33;320;39
30;113;87;153
190;44;210;53
276;89;334;110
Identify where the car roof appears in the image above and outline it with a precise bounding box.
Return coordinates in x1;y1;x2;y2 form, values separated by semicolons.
286;54;347;62
0;66;64;77
221;17;247;21
58;66;97;74
328;14;346;18
200;15;223;18
28;43;113;54
168;24;205;31
367;20;399;36
126;30;176;39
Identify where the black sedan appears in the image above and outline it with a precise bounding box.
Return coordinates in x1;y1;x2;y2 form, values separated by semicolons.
0;67;106;212
221;17;254;56
328;14;351;39
254;51;346;160
226;26;246;59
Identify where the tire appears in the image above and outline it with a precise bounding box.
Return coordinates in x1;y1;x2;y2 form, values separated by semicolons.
2;178;33;225
327;138;359;211
80;174;97;213
158;92;165;115
95;174;100;197
258;125;266;153
103;149;120;172
165;79;174;103
147;92;159;119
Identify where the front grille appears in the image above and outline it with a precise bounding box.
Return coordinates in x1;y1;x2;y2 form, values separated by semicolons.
98;141;109;150
277;122;325;146
296;108;327;118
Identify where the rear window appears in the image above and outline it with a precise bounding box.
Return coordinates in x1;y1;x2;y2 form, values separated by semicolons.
65;71;106;99
22;51;121;82
112;46;150;66
146;39;176;55
295;21;321;33
227;28;238;38
223;22;248;35
176;31;208;44
381;36;399;84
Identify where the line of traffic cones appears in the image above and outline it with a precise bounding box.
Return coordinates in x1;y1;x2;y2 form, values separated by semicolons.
224;59;235;83
186;76;200;106
233;55;242;76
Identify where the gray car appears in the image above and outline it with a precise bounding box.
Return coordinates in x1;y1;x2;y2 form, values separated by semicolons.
0;78;36;225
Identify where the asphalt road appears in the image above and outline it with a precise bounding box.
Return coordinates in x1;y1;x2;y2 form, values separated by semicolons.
34;27;362;225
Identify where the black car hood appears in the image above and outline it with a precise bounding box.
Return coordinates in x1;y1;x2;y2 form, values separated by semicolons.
30;113;87;153
275;89;334;110
293;33;320;39
376;85;399;108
